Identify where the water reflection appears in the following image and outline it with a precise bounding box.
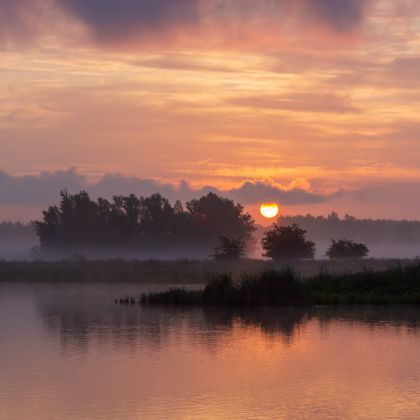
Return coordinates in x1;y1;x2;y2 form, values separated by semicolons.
38;302;313;351
3;284;420;420
32;285;420;351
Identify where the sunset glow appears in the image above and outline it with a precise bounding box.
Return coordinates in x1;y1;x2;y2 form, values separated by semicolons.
260;203;279;219
2;3;420;420
1;0;420;221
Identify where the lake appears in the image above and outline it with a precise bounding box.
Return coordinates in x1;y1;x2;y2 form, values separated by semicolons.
1;283;420;419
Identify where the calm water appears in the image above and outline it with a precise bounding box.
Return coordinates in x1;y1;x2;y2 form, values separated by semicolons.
1;284;420;419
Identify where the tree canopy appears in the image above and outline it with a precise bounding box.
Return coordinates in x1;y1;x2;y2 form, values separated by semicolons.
34;190;255;258
262;223;315;261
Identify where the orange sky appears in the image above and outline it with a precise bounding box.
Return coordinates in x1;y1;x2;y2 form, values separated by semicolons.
1;0;420;220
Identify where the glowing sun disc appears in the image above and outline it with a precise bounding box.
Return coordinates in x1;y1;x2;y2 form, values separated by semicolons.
260;203;279;219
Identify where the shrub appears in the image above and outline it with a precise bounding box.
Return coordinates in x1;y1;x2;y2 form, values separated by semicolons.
326;239;369;259
262;223;315;261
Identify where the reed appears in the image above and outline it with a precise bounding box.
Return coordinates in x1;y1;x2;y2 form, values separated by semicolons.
140;263;420;306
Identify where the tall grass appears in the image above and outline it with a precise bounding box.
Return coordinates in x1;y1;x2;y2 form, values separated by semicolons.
141;263;420;305
310;263;420;304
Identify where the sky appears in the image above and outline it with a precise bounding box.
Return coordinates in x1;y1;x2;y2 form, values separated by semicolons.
1;0;420;222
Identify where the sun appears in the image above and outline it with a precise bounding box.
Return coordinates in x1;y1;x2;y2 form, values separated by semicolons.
260;203;279;219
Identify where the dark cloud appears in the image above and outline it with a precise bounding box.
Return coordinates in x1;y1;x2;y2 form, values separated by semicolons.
0;169;330;213
60;0;369;40
1;169;420;222
56;0;200;41
0;0;373;46
303;0;367;32
0;168;85;205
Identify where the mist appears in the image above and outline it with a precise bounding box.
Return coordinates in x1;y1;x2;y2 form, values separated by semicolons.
1;215;420;261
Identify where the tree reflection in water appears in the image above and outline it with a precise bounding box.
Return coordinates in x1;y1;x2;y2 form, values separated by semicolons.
33;285;420;352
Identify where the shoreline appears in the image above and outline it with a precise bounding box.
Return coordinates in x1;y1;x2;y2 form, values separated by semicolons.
0;258;418;283
139;264;420;306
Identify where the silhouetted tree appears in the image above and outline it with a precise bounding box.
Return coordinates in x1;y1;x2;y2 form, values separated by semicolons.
186;192;255;244
106;194;141;245
326;239;369;259
262;223;315;260
35;190;105;249
35;190;256;258
138;194;177;245
212;236;245;260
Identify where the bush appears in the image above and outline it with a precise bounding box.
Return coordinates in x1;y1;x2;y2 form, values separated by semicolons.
262;223;315;261
326;239;369;259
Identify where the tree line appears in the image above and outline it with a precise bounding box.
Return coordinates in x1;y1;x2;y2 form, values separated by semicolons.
0;191;379;260
33;190;370;260
34;190;256;258
278;212;420;244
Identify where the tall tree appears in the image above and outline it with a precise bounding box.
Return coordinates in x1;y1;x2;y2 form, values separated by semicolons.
35;190;256;258
186;192;255;243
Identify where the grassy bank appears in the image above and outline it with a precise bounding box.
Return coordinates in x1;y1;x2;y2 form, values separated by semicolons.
140;263;420;305
0;259;267;283
0;258;418;284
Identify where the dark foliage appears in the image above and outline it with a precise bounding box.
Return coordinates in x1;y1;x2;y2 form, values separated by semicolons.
212;236;245;260
262;223;315;261
142;263;420;306
142;269;307;305
34;190;255;257
186;192;255;241
309;263;420;304
326;239;369;259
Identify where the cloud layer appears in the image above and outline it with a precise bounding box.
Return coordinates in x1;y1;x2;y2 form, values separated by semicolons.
1;0;420;224
1;169;420;222
0;0;373;47
0;168;326;207
56;0;199;41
